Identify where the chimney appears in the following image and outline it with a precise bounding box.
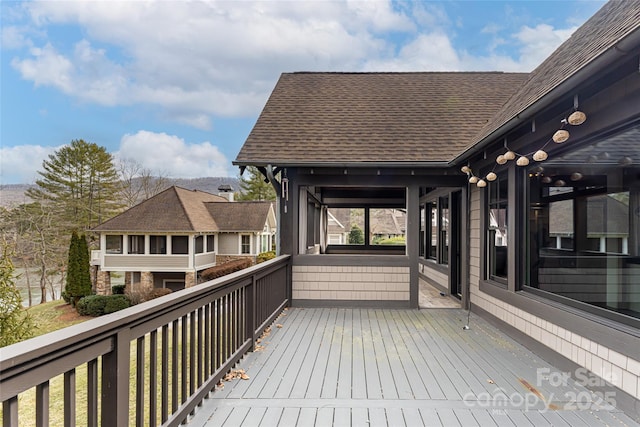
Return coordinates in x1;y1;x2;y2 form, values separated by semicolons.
217;184;234;202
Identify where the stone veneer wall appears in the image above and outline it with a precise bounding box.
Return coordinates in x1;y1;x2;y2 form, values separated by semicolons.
468;186;640;401
95;269;111;295
292;265;410;301
185;271;196;288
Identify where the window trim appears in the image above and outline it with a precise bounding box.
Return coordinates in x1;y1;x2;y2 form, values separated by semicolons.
240;234;252;255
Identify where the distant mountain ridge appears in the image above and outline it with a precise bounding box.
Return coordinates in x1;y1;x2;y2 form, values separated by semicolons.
0;177;240;209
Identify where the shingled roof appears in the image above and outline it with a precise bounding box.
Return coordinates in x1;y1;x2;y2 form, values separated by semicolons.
204;202;275;232
235;72;528;166
462;0;640;156
93;186;228;232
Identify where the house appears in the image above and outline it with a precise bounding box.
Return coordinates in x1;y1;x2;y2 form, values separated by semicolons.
91;186;276;293
234;0;640;417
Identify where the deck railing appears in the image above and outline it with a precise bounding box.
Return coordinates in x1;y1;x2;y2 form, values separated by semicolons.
1;255;291;427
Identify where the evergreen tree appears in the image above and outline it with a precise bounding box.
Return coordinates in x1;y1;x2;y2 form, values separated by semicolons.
77;233;92;297
65;231;92;305
26;139;122;232
236;166;276;201
348;225;364;244
0;238;34;347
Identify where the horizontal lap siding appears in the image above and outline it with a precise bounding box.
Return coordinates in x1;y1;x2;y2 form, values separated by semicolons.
421;263;447;288
292;265;410;301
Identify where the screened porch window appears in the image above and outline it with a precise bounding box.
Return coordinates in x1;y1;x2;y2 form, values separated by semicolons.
527;123;639;321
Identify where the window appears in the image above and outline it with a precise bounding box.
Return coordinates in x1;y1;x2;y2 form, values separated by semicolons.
439;197;449;265
195;235;204;254
327;208;365;245
106;235;123;254
419;205;426;257
527;124;639;320
428;202;437;259
206;235;215;252
241;235;251;254
370;209;406;245
128;235;145;254
421;197;448;265
171;236;189;254
149;235;166;254
487;175;508;280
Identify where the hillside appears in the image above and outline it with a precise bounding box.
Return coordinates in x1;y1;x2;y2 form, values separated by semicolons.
0;177;240;209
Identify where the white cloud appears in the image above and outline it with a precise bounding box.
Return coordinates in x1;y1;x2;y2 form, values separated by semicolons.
6;1;583;128
0;144;61;184
116;131;230;178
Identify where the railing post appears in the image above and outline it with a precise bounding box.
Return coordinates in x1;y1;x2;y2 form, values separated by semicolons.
101;330;130;427
246;275;256;350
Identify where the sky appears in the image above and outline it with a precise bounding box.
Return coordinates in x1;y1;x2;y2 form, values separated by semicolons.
0;0;606;185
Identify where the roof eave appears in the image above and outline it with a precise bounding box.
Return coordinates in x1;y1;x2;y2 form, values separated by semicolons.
451;25;640;165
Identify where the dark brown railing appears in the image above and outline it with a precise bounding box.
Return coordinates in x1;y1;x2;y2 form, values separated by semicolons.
1;255;291;427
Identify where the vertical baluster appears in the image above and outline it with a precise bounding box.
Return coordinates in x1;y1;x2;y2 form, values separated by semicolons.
87;359;98;427
197;306;204;392
64;369;76;427
35;381;49;427
161;324;169;423
149;330;157;427
136;336;145;427
3;396;19;427
171;319;179;413
215;298;221;371
189;310;196;416
181;314;188;405
204;304;211;381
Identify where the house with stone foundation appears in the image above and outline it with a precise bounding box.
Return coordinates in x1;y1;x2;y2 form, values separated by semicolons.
91;185;276;294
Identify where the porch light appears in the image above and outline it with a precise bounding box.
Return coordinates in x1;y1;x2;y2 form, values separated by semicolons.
541;176;552;184
619;157;633;166
516;156;530;166
553;129;569;143
503;150;516;161
477;179;487;188
555;179;566;186
570;172;583;181
496;155;507;165
533;150;548;162
486;172;497;181
469;175;479;184
461;165;471;174
568;110;586;125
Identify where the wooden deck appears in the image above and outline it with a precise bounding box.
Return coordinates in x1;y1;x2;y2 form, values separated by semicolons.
189;308;638;427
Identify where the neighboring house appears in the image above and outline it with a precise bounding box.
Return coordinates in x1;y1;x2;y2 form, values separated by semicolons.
234;1;640;417
91;186;276;293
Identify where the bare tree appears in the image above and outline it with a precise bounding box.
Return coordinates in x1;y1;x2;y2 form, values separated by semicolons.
118;158;171;208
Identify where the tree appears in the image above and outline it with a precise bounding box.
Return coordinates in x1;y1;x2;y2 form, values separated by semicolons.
4;202;66;304
348;225;364;244
65;231;92;305
236;166;276;201
0;238;34;347
117;158;171;208
26;139;122;232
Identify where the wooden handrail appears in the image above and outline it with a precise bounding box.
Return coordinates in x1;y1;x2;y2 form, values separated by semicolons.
1;255;291;427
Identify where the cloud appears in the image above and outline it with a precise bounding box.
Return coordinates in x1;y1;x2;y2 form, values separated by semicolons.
0;144;61;184
116;131;230;178
6;1;583;129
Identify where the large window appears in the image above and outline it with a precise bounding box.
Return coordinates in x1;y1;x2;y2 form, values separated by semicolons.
106;235;123;254
195;235;204;254
149;235;166;254
171;236;189;255
487;175;508;281
128;235;145;254
421;197;449;265
207;235;215;253
527;124;639;320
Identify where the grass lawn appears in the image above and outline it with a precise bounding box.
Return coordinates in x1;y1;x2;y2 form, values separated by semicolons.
26;299;92;337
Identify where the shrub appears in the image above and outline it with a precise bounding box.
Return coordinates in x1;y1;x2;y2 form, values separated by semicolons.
257;251;276;264
201;258;252;281
147;288;172;300
112;284;126;295
126;285;172;305
77;295;131;317
61;290;71;304
104;295;131;314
